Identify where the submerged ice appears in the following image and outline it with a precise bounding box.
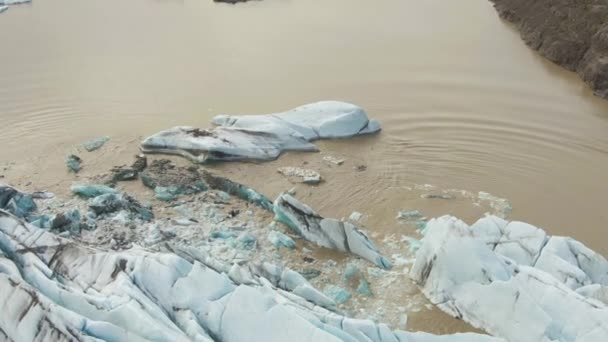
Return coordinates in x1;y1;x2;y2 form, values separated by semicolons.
141;101;381;163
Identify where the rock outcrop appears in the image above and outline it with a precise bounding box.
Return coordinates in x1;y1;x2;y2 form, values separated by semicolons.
489;0;608;99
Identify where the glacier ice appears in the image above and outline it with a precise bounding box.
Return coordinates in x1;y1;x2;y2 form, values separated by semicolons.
273;193;392;269
141;101;381;163
0;209;502;342
410;215;608;342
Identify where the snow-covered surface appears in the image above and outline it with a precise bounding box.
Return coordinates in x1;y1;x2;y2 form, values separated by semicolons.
410;215;608;342
141;101;381;163
0;210;501;342
274;193;392;269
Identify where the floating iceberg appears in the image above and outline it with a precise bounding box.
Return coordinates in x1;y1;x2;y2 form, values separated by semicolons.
410;215;608;342
141;101;381;163
0;210;500;342
274;193;392;269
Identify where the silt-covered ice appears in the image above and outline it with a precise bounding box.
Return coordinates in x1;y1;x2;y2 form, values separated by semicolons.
141;101;381;163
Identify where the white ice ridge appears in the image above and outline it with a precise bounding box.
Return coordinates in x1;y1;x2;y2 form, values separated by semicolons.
410;215;608;342
274;193;392;269
141;101;381;163
0;210;501;342
0;0;30;13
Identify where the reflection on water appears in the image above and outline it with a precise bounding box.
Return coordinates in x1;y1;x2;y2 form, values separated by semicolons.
2;0;608;333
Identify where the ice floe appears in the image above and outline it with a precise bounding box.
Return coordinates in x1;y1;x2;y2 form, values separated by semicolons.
410;215;608;342
141;101;381;163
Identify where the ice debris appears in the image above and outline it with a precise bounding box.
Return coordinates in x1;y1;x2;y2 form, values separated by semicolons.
70;184;117;198
0;6;7;13
349;211;363;221
268;230;296;249
0;184;37;220
277;166;322;184
50;209;82;234
89;193;153;221
323;155;345;165
140;159;272;210
410;215;608;342
66;154;82;173
141;101;381;163
396;210;422;219
324;285;352;304
83;136;110;152
273;193;392;269
421;193;455;200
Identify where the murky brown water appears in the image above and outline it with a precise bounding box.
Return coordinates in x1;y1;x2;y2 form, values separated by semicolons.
2;0;608;335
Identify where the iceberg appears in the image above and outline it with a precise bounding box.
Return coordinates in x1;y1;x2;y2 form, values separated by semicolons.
141;101;381;163
0;6;7;12
273;193;392;269
410;215;608;342
0;209;501;342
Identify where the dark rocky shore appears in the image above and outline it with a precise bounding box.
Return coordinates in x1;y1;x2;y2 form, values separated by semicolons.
490;0;608;99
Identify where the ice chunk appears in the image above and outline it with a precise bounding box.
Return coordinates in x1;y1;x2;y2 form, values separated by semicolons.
396;210;422;219
277;167;322;185
0;184;37;220
141;101;381;163
349;211;363;222
89;193;153;221
410;215;608;342
268;230;296;249
83;136;110;152
233;232;257;250
71;184;117;198
323;156;345;165
0;5;7;13
66;154;82;173
274;193;391;269
324;285;351;304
